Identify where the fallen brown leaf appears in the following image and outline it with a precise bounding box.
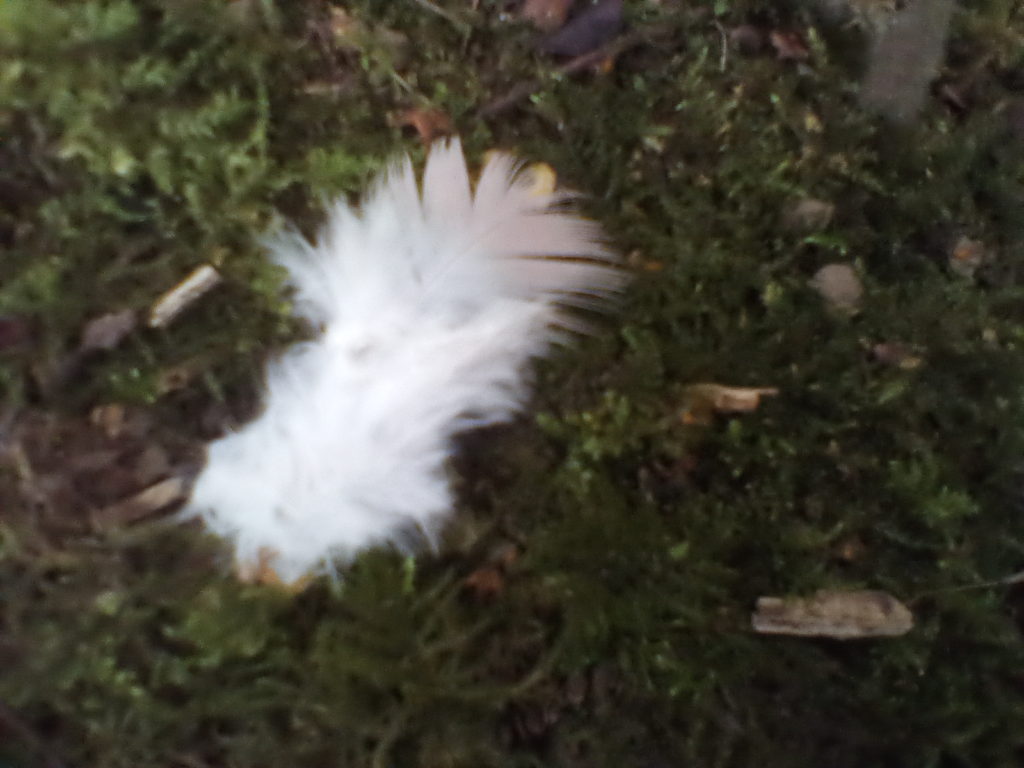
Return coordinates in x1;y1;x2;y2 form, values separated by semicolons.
626;249;664;272
752;590;913;639
872;342;924;370
949;236;986;278
464;565;505;600
769;29;810;61
833;536;868;563
89;403;126;440
398;107;454;146
236;547;314;591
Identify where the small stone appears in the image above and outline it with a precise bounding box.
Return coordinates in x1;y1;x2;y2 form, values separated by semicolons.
784;198;835;232
810;263;862;313
80;309;137;352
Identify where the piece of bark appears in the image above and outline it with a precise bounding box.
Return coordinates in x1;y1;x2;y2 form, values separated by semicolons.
752;590;914;639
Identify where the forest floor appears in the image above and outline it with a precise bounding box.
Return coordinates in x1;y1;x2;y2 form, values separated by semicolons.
2;1;1024;766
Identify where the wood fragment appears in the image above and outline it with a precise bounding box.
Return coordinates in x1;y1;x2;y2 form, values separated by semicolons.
148;265;222;329
681;383;779;424
93;475;188;527
752;590;914;639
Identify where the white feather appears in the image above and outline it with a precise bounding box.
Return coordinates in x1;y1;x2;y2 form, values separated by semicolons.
185;139;624;584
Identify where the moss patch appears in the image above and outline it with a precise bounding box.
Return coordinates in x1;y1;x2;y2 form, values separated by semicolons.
2;0;1024;766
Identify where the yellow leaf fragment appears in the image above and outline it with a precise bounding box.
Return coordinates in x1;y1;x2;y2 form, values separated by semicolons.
523;162;557;197
752;590;914;639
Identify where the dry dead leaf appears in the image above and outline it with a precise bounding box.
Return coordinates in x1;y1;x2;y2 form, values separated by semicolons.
464;566;505;600
949;236;986;278
80;309;137;353
626;249;664;272
398;107;454;145
236;547;314;591
769;29;810;61
752;589;913;639
157;363;199;395
149;264;222;329
521;0;574;32
833;536;868;563
681;383;779;425
463;542;520;600
872;342;924;370
89;403;126;439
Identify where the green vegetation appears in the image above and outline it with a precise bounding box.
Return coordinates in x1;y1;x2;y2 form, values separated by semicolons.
2;0;1024;765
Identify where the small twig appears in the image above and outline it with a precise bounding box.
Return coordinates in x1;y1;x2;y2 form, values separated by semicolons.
713;20;729;72
478;24;671;119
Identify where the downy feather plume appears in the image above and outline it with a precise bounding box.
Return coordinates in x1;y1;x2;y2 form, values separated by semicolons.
186;139;624;584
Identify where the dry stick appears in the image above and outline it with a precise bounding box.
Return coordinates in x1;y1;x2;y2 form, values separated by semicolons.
478;25;671;119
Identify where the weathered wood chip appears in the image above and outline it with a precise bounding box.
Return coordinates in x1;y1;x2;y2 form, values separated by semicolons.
94;475;188;527
752;589;914;639
148;264;222;329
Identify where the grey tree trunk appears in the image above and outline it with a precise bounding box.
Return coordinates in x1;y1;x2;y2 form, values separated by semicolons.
859;0;956;124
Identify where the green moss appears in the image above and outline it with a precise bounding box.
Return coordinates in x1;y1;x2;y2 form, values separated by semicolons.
2;0;1024;766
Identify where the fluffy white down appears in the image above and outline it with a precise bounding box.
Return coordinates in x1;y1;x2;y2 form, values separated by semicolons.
186;139;623;583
